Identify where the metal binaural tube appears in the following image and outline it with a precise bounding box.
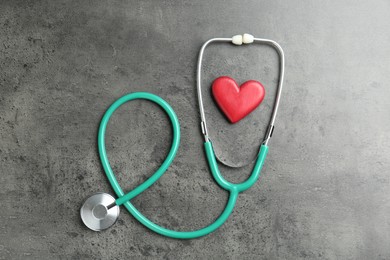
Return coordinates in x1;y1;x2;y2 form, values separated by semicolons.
196;38;232;142
196;34;285;154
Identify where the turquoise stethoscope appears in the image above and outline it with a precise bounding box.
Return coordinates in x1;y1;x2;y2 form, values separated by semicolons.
80;34;285;239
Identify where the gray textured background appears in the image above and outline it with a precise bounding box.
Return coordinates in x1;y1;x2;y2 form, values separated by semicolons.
1;0;390;259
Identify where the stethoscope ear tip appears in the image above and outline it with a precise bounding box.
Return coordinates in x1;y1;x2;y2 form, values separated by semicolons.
80;192;119;231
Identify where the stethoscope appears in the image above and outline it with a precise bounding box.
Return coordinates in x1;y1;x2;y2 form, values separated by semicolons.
80;34;285;239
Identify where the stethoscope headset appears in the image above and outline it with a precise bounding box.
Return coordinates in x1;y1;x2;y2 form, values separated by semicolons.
80;33;285;239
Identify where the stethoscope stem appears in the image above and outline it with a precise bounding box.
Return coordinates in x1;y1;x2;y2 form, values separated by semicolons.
106;201;117;210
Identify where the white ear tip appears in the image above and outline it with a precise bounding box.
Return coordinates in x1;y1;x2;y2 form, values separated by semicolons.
243;33;254;44
232;35;243;45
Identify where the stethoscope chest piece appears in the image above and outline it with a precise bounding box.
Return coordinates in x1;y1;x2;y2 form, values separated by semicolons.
80;193;120;231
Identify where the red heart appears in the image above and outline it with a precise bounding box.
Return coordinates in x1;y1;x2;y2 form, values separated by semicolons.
212;76;265;123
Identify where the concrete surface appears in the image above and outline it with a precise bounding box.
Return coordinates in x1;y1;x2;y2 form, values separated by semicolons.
1;0;390;259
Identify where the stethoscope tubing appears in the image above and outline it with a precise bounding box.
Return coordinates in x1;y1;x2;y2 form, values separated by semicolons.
97;92;241;238
98;92;180;206
98;92;268;239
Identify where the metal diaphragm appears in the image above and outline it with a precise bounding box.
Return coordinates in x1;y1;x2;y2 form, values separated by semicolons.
80;193;119;231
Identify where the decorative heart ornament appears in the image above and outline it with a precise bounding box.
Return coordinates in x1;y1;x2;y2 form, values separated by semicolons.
212;76;265;123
